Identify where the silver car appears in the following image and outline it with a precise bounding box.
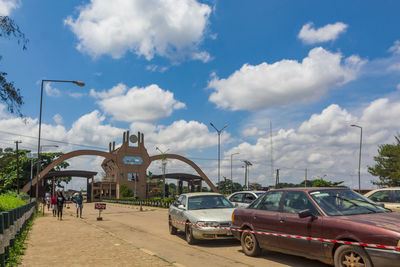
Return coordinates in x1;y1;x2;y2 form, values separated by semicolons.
168;192;235;244
227;190;266;208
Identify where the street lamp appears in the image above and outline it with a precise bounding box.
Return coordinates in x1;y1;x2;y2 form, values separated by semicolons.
36;80;84;200
230;152;239;194
156;147;169;200
210;122;228;192
350;124;362;192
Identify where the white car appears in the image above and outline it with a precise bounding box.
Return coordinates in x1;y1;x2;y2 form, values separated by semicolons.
168;192;235;244
227;191;266;208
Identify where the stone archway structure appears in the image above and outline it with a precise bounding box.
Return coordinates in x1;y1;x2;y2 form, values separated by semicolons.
149;154;217;192
22;131;217;199
21;150;115;194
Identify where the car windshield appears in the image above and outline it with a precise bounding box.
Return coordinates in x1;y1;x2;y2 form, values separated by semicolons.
188;195;234;210
309;189;388;216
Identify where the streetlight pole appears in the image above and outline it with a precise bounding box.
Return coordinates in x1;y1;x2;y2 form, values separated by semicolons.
351;124;362;192
36;80;84;200
210;122;228;192
230;152;239;194
156;147;169;200
242;160;252;190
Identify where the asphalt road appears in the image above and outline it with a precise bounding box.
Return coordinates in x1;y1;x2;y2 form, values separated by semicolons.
80;203;331;267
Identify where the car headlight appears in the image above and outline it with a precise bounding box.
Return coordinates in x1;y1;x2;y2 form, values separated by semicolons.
196;221;219;227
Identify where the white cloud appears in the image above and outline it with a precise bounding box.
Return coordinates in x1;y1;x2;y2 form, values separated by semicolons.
64;0;212;62
241;126;266;137
0;0;20;16
44;83;62;97
53;114;63;125
68;92;85;98
222;97;400;188
91;83;186;122
298;22;348;44
208;47;365;111
388;40;400;55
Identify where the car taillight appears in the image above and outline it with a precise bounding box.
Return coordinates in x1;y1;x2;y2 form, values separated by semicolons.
231;214;234;223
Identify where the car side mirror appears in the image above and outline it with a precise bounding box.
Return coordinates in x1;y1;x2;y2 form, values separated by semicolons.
178;204;185;210
298;209;317;220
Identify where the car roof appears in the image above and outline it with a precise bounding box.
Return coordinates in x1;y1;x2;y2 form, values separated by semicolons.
269;187;351;192
230;191;266;194
181;192;222;197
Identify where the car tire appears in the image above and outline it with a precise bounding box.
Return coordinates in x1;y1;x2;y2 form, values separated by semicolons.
185;224;197;245
334;245;372;267
169;217;177;235
241;231;261;257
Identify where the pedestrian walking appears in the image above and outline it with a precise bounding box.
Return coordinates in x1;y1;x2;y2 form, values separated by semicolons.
56;191;65;220
75;192;84;218
51;195;57;217
45;192;51;211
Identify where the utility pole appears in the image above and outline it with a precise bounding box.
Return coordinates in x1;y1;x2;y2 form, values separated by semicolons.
305;168;308;187
275;169;280;188
156;147;169;200
270;121;274;187
15;140;22;195
210;122;228;192
242;160;252;190
230;152;239;194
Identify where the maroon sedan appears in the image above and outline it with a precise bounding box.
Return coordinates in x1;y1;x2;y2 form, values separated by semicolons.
231;188;400;267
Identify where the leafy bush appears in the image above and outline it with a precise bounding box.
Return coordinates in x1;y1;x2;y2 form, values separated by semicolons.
0;193;25;211
119;184;134;197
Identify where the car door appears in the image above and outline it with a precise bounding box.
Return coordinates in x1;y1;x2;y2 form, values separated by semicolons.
277;191;324;257
249;191;283;249
229;193;244;207
174;195;187;231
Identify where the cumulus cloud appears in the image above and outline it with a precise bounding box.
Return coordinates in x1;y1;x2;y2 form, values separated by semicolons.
91;83;186;122
64;0;212;62
208;47;365;111
53;114;63;125
0;0;20;16
241;126;266;137
388;40;400;55
44;83;61;97
298;22;348;44
222;97;400;188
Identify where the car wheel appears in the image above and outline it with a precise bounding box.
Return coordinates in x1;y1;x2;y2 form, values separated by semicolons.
185;224;197;245
334;245;372;267
241;231;261;257
169;217;177;235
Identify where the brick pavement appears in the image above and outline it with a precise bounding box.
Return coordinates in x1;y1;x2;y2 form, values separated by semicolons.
20;204;172;267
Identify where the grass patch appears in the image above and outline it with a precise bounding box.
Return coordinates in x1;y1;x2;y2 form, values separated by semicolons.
5;219;33;266
0;194;25;212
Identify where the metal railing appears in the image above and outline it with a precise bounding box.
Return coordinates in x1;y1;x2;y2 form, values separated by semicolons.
0;201;36;266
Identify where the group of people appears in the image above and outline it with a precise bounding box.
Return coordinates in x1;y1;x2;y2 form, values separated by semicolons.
45;191;84;220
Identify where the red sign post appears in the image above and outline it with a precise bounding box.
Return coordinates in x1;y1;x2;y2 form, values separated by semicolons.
95;203;106;220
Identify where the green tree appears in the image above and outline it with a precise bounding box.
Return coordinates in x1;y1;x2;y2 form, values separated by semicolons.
368;135;400;187
0;148;70;193
1;16;28;116
119;184;134;198
311;179;344;187
216;180;243;194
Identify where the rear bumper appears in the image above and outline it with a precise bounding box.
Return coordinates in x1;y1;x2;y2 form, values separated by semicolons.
366;247;400;266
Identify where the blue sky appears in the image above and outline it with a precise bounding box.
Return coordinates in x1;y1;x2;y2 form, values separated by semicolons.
1;0;400;190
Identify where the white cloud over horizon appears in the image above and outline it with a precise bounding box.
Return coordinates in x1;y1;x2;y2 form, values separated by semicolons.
208;47;365;111
0;0;20;16
64;0;212;62
90;83;186;122
298;22;348;44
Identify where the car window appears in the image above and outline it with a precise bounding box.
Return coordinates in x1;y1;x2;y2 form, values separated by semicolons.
229;193;243;202
243;193;256;203
253;191;283;211
369;190;391;203
181;196;187;207
282;191;319;215
393;190;400;203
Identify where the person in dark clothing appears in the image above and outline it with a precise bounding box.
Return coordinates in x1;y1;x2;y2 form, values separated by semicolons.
56;191;65;220
75;192;84;218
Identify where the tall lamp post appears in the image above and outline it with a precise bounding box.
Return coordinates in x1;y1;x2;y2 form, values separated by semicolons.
156;147;169;200
36;80;84;200
230;152;239;194
210;122;228;192
350;124;362;192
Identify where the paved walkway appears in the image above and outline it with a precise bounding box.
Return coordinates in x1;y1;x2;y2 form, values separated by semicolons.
20;203;171;267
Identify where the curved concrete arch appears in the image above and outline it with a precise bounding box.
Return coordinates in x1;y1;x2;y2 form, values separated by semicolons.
149;154;218;193
21;150;115;194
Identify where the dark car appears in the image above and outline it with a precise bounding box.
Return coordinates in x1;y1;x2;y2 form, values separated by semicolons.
231;187;400;267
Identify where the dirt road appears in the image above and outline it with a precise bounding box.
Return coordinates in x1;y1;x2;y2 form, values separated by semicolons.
61;202;330;267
